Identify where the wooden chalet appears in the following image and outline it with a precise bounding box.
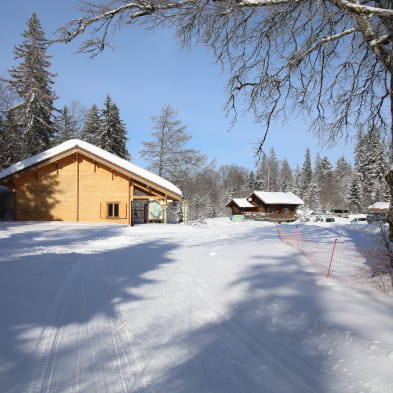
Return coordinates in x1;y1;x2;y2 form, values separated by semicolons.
227;191;303;222
225;198;256;215
0;139;182;225
367;201;389;223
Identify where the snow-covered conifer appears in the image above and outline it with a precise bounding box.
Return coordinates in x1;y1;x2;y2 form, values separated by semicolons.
0;111;23;169
80;104;102;146
54;105;79;143
279;159;294;192
355;125;388;210
256;152;269;191
292;165;302;197
0;79;23;168
8;13;57;157
300;148;312;198
316;156;339;208
101;95;130;160
247;171;257;193
267;148;280;192
304;178;321;211
347;172;363;213
335;156;353;206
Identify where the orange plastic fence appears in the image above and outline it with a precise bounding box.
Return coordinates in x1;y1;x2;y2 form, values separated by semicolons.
276;224;393;295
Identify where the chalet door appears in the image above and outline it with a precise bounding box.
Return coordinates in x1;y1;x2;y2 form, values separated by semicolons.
131;199;148;225
0;187;14;221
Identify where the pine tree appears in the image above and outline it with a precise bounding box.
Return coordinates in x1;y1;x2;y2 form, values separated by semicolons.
140;104;205;180
279;159;294;192
348;172;363;213
355;125;388;210
293;165;302;197
8;13;57;157
313;153;322;182
1;71;24;166
80;104;102;146
304;178;321;211
54;105;79;143
0;118;10;170
247;171;257;193
300;148;312;199
335;156;353;206
267;148;280;192
100;95;130;160
256;152;269;190
318;156;333;178
0;111;23;169
316;156;339;209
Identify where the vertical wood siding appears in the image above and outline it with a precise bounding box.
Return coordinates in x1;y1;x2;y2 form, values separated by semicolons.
4;151;174;224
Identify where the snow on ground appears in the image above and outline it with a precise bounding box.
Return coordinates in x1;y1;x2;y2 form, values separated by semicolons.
0;218;393;393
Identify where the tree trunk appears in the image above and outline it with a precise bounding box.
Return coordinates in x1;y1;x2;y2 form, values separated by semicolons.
386;170;393;241
386;74;393;241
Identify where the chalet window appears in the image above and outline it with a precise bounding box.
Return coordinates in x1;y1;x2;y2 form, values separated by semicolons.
282;207;290;213
100;201;127;219
267;207;275;213
107;203;120;218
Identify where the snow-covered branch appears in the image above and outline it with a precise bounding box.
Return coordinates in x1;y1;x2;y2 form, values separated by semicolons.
330;0;393;18
56;0;196;45
290;28;357;68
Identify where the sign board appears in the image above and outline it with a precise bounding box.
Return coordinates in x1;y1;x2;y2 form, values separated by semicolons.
149;201;164;221
182;199;189;225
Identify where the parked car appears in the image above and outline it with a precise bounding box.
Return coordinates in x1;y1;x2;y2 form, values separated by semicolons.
330;208;349;218
350;216;367;223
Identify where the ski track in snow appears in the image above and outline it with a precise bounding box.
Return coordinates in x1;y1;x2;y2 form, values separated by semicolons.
1;219;393;393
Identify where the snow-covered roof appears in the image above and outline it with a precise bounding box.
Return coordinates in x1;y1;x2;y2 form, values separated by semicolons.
252;191;304;205
0;139;182;198
231;198;255;208
368;202;389;210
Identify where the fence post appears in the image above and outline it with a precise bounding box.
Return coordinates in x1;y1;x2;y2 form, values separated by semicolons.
326;238;337;278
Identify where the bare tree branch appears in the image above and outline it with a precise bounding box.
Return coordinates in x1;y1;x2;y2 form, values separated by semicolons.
289;28;357;68
55;0;393;148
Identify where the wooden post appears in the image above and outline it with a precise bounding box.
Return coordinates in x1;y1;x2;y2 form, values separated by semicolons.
326;238;337;278
129;180;134;226
76;153;79;222
164;196;167;224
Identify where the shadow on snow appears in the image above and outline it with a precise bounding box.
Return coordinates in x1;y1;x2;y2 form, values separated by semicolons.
1;222;392;392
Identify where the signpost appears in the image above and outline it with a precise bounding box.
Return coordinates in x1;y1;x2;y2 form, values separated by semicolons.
182;199;189;225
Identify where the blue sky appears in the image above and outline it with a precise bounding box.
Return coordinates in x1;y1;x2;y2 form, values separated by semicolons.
1;0;356;171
